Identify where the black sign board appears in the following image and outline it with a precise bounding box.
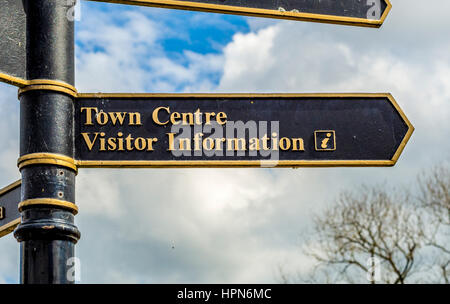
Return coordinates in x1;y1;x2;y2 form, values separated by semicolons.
74;93;413;168
0;180;21;238
90;0;391;27
0;0;27;87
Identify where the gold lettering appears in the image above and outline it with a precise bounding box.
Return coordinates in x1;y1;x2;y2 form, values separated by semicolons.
227;138;246;151
81;132;99;151
181;112;194;125
80;107;98;126
215;138;226;151
83;132;158;152
99;132;106;151
203;138;214;151
279;137;291;151
271;132;279;151
292;138;305;151
261;134;270;150
170;112;181;125
107;137;117;150
128;112;142;125
108;112;127;125
154;108;227;126
167;133;175;151
134;137;146;151
96;111;108;125
205;112;215;125
0;206;4;220
179;138;191;150
249;138;260;151
153;107;170;125
146;138;158;151
117;132;124;151
125;134;134;151
193;133;203;151
216;112;227;125
194;108;202;125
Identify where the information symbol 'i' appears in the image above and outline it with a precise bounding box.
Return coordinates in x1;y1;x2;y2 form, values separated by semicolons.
314;130;336;151
321;133;332;149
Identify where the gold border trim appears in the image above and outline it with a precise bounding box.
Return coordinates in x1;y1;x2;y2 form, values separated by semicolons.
89;0;391;28
0;73;28;87
18;199;78;215
0;180;22;238
18;153;78;172
0;180;21;197
77;92;395;99
386;93;414;164
76;92;413;168
0;218;20;238
78;160;396;168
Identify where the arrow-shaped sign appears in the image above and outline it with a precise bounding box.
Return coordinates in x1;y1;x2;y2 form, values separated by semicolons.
0;180;21;238
0;0;27;87
72;93;413;168
0;0;391;87
90;0;392;27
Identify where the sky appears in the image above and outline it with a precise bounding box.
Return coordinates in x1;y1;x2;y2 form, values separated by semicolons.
0;0;450;283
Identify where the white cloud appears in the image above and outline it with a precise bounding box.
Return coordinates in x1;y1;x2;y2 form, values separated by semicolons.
76;7;223;93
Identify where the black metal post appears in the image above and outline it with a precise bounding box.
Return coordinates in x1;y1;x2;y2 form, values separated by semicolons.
14;0;80;284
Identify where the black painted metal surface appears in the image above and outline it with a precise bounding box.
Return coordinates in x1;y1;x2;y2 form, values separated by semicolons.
0;181;21;238
91;0;390;27
0;0;27;84
20;91;74;157
24;0;75;84
174;0;388;18
75;94;412;165
14;0;79;284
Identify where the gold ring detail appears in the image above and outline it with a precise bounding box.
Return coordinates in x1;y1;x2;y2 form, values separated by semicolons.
19;199;78;215
26;79;77;92
18;84;77;98
18;153;78;172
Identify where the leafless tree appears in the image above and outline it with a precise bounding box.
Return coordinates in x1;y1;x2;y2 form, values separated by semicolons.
278;164;450;284
417;164;450;283
301;186;426;284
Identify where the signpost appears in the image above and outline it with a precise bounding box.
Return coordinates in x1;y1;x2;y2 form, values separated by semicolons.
73;93;413;168
90;0;392;27
0;180;21;238
12;0;79;284
0;0;412;284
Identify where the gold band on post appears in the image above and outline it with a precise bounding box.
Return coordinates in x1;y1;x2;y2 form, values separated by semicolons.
19;199;78;215
18;84;78;98
18;79;77;98
26;79;77;92
17;153;78;173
